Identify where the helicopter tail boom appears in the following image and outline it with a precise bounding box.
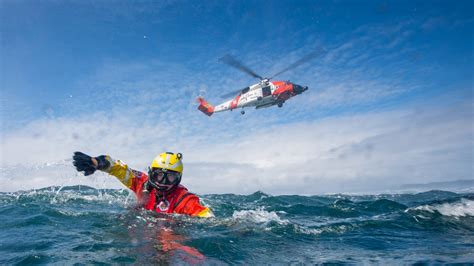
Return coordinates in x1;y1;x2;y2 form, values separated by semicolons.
197;97;214;116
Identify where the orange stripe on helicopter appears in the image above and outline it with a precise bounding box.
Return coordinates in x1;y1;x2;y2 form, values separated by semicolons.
230;94;241;110
272;81;294;99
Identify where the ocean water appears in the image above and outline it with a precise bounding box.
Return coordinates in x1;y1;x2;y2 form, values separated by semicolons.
1;186;473;264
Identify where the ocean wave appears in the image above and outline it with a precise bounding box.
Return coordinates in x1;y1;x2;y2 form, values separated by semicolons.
407;198;474;217
296;224;350;236
2;186;474;264
232;208;289;225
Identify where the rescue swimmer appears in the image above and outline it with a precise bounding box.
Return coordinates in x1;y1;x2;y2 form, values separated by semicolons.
72;151;213;218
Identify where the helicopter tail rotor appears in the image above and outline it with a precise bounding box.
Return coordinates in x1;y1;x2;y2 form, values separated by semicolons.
197;97;214;116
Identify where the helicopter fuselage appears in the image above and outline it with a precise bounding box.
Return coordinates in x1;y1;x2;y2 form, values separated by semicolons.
197;80;308;116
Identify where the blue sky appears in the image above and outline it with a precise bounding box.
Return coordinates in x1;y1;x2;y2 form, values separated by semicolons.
0;0;473;194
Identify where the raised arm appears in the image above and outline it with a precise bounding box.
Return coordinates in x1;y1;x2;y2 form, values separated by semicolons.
72;152;147;192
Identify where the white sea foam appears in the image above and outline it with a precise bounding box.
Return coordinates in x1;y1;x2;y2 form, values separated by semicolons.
232;208;288;225
297;224;350;236
408;199;474;217
7;187;134;207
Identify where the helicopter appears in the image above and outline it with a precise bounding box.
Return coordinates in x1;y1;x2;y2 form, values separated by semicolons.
197;50;323;116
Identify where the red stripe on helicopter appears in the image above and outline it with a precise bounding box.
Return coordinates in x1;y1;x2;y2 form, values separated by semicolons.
230;94;241;110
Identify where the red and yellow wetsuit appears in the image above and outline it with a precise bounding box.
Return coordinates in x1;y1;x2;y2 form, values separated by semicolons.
100;156;213;218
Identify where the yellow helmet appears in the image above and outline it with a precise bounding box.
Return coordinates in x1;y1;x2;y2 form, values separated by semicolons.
150;152;183;173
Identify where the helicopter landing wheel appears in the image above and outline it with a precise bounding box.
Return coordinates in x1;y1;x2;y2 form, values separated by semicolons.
241;110;245;115
277;103;283;108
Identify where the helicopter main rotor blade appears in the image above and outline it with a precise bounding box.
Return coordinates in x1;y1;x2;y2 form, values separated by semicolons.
219;54;264;80
220;88;243;99
269;48;325;79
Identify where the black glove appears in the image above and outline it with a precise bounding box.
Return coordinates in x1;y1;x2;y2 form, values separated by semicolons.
73;152;96;176
73;152;110;176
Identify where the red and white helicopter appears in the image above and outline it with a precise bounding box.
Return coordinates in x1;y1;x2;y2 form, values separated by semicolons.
197;50;322;116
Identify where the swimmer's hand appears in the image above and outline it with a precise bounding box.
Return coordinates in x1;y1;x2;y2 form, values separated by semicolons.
72;151;109;176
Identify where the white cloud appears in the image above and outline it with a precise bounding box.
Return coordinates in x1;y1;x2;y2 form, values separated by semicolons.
1;97;472;194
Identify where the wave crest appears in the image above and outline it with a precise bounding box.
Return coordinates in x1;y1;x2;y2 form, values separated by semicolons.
407;198;474;217
232;208;288;225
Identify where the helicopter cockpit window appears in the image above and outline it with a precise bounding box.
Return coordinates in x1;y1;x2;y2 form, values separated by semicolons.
241;87;250;94
262;86;271;97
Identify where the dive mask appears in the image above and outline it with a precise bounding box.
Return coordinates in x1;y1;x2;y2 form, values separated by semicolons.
148;168;182;190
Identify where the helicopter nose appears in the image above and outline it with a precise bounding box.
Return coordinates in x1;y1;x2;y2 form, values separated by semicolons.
293;84;308;94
